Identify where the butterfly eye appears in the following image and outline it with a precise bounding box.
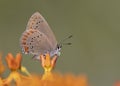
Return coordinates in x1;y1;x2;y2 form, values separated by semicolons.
57;44;62;49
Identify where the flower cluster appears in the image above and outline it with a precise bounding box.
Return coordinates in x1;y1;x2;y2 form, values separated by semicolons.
0;53;88;86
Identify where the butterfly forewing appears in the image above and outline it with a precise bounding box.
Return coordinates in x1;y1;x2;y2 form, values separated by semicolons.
26;12;57;50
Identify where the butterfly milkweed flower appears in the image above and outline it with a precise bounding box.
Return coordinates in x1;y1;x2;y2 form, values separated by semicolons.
40;53;57;80
0;54;5;76
0;53;89;86
114;81;120;86
0;54;7;86
18;73;88;86
3;53;31;86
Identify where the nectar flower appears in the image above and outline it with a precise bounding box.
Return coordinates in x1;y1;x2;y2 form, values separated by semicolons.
40;53;57;80
6;53;22;70
0;54;5;75
4;53;31;85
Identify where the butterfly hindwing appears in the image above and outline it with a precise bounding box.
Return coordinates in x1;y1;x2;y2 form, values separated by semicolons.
20;29;53;55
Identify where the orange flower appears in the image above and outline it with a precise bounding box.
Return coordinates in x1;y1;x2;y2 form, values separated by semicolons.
6;53;22;70
40;53;58;80
5;53;31;76
40;53;57;72
17;73;89;86
4;53;31;85
114;81;120;86
0;54;5;75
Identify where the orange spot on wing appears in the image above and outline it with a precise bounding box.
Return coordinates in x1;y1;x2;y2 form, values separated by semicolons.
27;32;31;35
23;35;28;38
22;42;26;45
22;37;27;40
29;30;34;33
29;29;37;34
24;46;29;53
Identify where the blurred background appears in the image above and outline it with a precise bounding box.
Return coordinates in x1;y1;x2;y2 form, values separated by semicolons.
0;0;120;86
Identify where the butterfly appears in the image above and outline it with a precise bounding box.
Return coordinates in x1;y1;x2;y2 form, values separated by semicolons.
20;12;72;60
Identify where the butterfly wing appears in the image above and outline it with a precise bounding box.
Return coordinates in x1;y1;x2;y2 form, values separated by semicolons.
26;12;57;50
20;29;54;55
